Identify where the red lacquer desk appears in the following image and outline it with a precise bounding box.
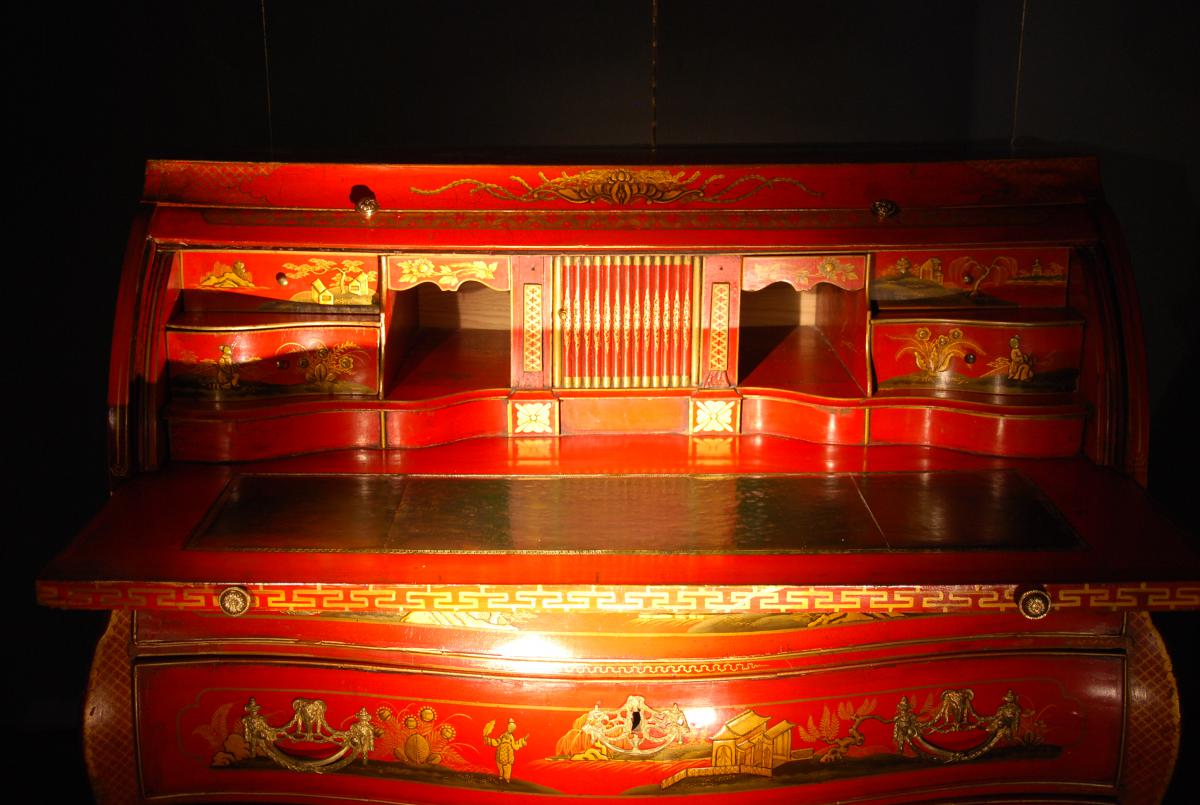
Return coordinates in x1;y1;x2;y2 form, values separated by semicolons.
40;160;1199;803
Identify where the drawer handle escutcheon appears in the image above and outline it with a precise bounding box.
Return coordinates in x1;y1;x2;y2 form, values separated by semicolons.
1016;587;1051;620
872;199;899;220
350;185;380;220
218;586;252;617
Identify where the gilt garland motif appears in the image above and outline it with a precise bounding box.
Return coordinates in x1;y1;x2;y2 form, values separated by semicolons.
197;686;1059;794
412;169;821;206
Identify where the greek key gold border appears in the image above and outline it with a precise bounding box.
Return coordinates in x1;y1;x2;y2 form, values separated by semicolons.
37;581;1200;615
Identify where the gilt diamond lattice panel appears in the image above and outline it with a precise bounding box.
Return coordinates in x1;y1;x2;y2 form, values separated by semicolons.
523;284;543;373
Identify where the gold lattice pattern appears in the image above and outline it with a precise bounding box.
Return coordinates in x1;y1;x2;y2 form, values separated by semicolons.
522;284;543;372
151;161;278;203
84;611;138;804
1121;612;1181;803
708;283;730;371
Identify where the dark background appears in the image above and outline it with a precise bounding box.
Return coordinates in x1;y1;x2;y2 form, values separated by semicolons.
10;1;1198;800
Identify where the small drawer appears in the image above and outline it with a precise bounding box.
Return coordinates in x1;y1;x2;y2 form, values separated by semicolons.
180;250;381;310
872;248;1069;308
872;314;1083;394
167;316;380;399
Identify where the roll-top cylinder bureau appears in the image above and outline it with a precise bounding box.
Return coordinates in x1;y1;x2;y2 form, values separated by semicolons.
40;159;1199;803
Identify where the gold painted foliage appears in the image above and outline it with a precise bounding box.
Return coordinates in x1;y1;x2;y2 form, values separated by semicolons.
412;169;821;205
893;327;985;377
795;698;877;755
374;704;486;773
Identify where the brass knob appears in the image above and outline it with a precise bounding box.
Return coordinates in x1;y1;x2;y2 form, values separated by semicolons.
1016;587;1051;620
350;185;380;220
275;272;289;286
872;199;899;220
217;586;252;617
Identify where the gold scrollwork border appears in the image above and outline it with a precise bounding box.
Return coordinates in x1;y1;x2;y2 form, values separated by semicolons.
411;169;821;206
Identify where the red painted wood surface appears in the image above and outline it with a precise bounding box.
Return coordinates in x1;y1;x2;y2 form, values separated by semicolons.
699;256;741;387
871;312;1083;395
743;254;866;292
871;248;1070;308
511;256;552;389
165;396;1089;462
385;396;508;447
559;393;690;434
142;160;1102;211
739;327;865;398
867;406;1086;457
168;409;382;462
741;395;868;445
37;438;1200;598
166;316;381;399
133;605;1126;664
387;254;511;292
85;605;1180;804
816;280;872;393
386;330;510;400
555;255;698;389
46;159;1188;803
135;643;1122;802
179;250;381;307
119;160;1146;464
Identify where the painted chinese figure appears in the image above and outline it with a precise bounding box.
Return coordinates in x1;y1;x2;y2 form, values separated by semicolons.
482;718;528;782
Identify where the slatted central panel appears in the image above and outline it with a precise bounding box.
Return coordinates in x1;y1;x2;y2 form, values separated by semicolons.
553;255;701;388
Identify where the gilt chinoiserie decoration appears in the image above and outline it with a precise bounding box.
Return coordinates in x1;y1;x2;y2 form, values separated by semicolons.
190;685;1058;792
39;158;1199;804
410;168;821;205
388;255;511;293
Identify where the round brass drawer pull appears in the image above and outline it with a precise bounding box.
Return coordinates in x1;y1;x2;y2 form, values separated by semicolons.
1017;587;1051;620
218;586;252;617
350;185;380;220
872;199;899;220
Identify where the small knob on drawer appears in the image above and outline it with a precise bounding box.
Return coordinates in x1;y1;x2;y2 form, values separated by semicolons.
872;199;899;220
218;586;252;617
350;185;380;220
1016;587;1051;620
964;353;976;365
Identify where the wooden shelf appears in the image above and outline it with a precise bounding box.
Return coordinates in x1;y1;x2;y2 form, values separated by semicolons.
386;328;510;400
739;325;864;398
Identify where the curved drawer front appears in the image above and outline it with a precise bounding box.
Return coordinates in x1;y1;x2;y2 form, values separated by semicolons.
167;323;380;399
137;650;1122;803
872;318;1083;395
